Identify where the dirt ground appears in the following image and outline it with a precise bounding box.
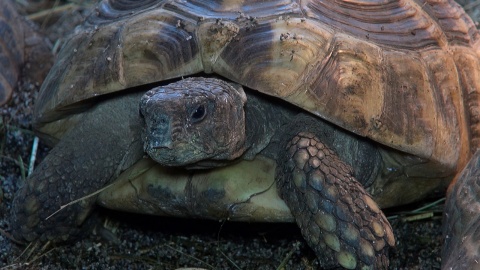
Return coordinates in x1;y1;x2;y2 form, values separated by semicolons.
1;0;478;269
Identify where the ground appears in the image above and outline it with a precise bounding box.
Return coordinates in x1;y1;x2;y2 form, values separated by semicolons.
0;0;476;269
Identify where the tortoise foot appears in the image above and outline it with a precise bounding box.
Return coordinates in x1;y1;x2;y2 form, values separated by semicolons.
277;132;395;269
11;144;98;243
10;92;144;243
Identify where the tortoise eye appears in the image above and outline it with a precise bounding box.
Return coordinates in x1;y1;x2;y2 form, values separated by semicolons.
191;105;206;122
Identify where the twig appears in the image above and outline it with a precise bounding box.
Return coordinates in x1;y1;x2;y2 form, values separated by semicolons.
27;3;77;22
387;197;445;221
28;136;39;176
17;156;26;181
402;212;434;222
165;244;214;269
218;249;241;270
410;197;445;213
277;242;300;270
45;182;115;220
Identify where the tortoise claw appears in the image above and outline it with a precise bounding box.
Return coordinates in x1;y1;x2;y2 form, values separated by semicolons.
277;132;394;269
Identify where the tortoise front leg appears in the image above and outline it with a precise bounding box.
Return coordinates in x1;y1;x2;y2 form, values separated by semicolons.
11;133;111;242
11;93;144;243
277;132;395;269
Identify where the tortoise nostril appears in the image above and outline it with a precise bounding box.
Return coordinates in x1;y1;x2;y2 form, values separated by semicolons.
159;117;168;125
145;114;172;147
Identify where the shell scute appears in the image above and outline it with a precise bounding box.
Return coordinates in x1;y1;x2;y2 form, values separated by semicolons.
302;34;383;135
213;17;334;98
36;0;480;169
375;51;434;153
36;5;204;123
302;0;448;49
452;45;480;152
423;0;479;45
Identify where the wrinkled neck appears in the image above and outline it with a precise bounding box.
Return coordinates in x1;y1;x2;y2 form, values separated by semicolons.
242;91;296;159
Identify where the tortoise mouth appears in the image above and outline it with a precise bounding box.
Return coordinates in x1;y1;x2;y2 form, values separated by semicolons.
144;139;238;169
144;141;206;166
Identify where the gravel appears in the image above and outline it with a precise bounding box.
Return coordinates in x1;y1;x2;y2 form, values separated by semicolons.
1;1;477;269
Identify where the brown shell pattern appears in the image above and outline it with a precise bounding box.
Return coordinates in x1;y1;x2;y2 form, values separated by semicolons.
36;0;480;171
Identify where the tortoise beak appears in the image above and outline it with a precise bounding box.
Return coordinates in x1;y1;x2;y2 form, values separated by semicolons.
145;133;173;151
142;110;174;152
148;136;173;150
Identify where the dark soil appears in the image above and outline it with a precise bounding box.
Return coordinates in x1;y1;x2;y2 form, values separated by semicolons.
1;1;476;269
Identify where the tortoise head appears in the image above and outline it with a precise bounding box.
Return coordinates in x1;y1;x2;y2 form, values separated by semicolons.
140;77;247;168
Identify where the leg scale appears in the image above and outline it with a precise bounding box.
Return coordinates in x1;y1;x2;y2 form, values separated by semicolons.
277;132;394;269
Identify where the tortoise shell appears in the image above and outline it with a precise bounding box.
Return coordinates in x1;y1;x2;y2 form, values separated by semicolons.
0;0;52;105
35;0;480;174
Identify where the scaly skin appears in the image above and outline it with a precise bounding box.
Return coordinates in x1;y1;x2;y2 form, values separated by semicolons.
442;150;480;269
140;78;395;269
277;132;395;269
11;92;144;242
12;77;395;269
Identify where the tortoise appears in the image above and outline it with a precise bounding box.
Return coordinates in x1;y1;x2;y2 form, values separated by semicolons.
9;0;480;269
442;151;480;269
0;0;52;106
